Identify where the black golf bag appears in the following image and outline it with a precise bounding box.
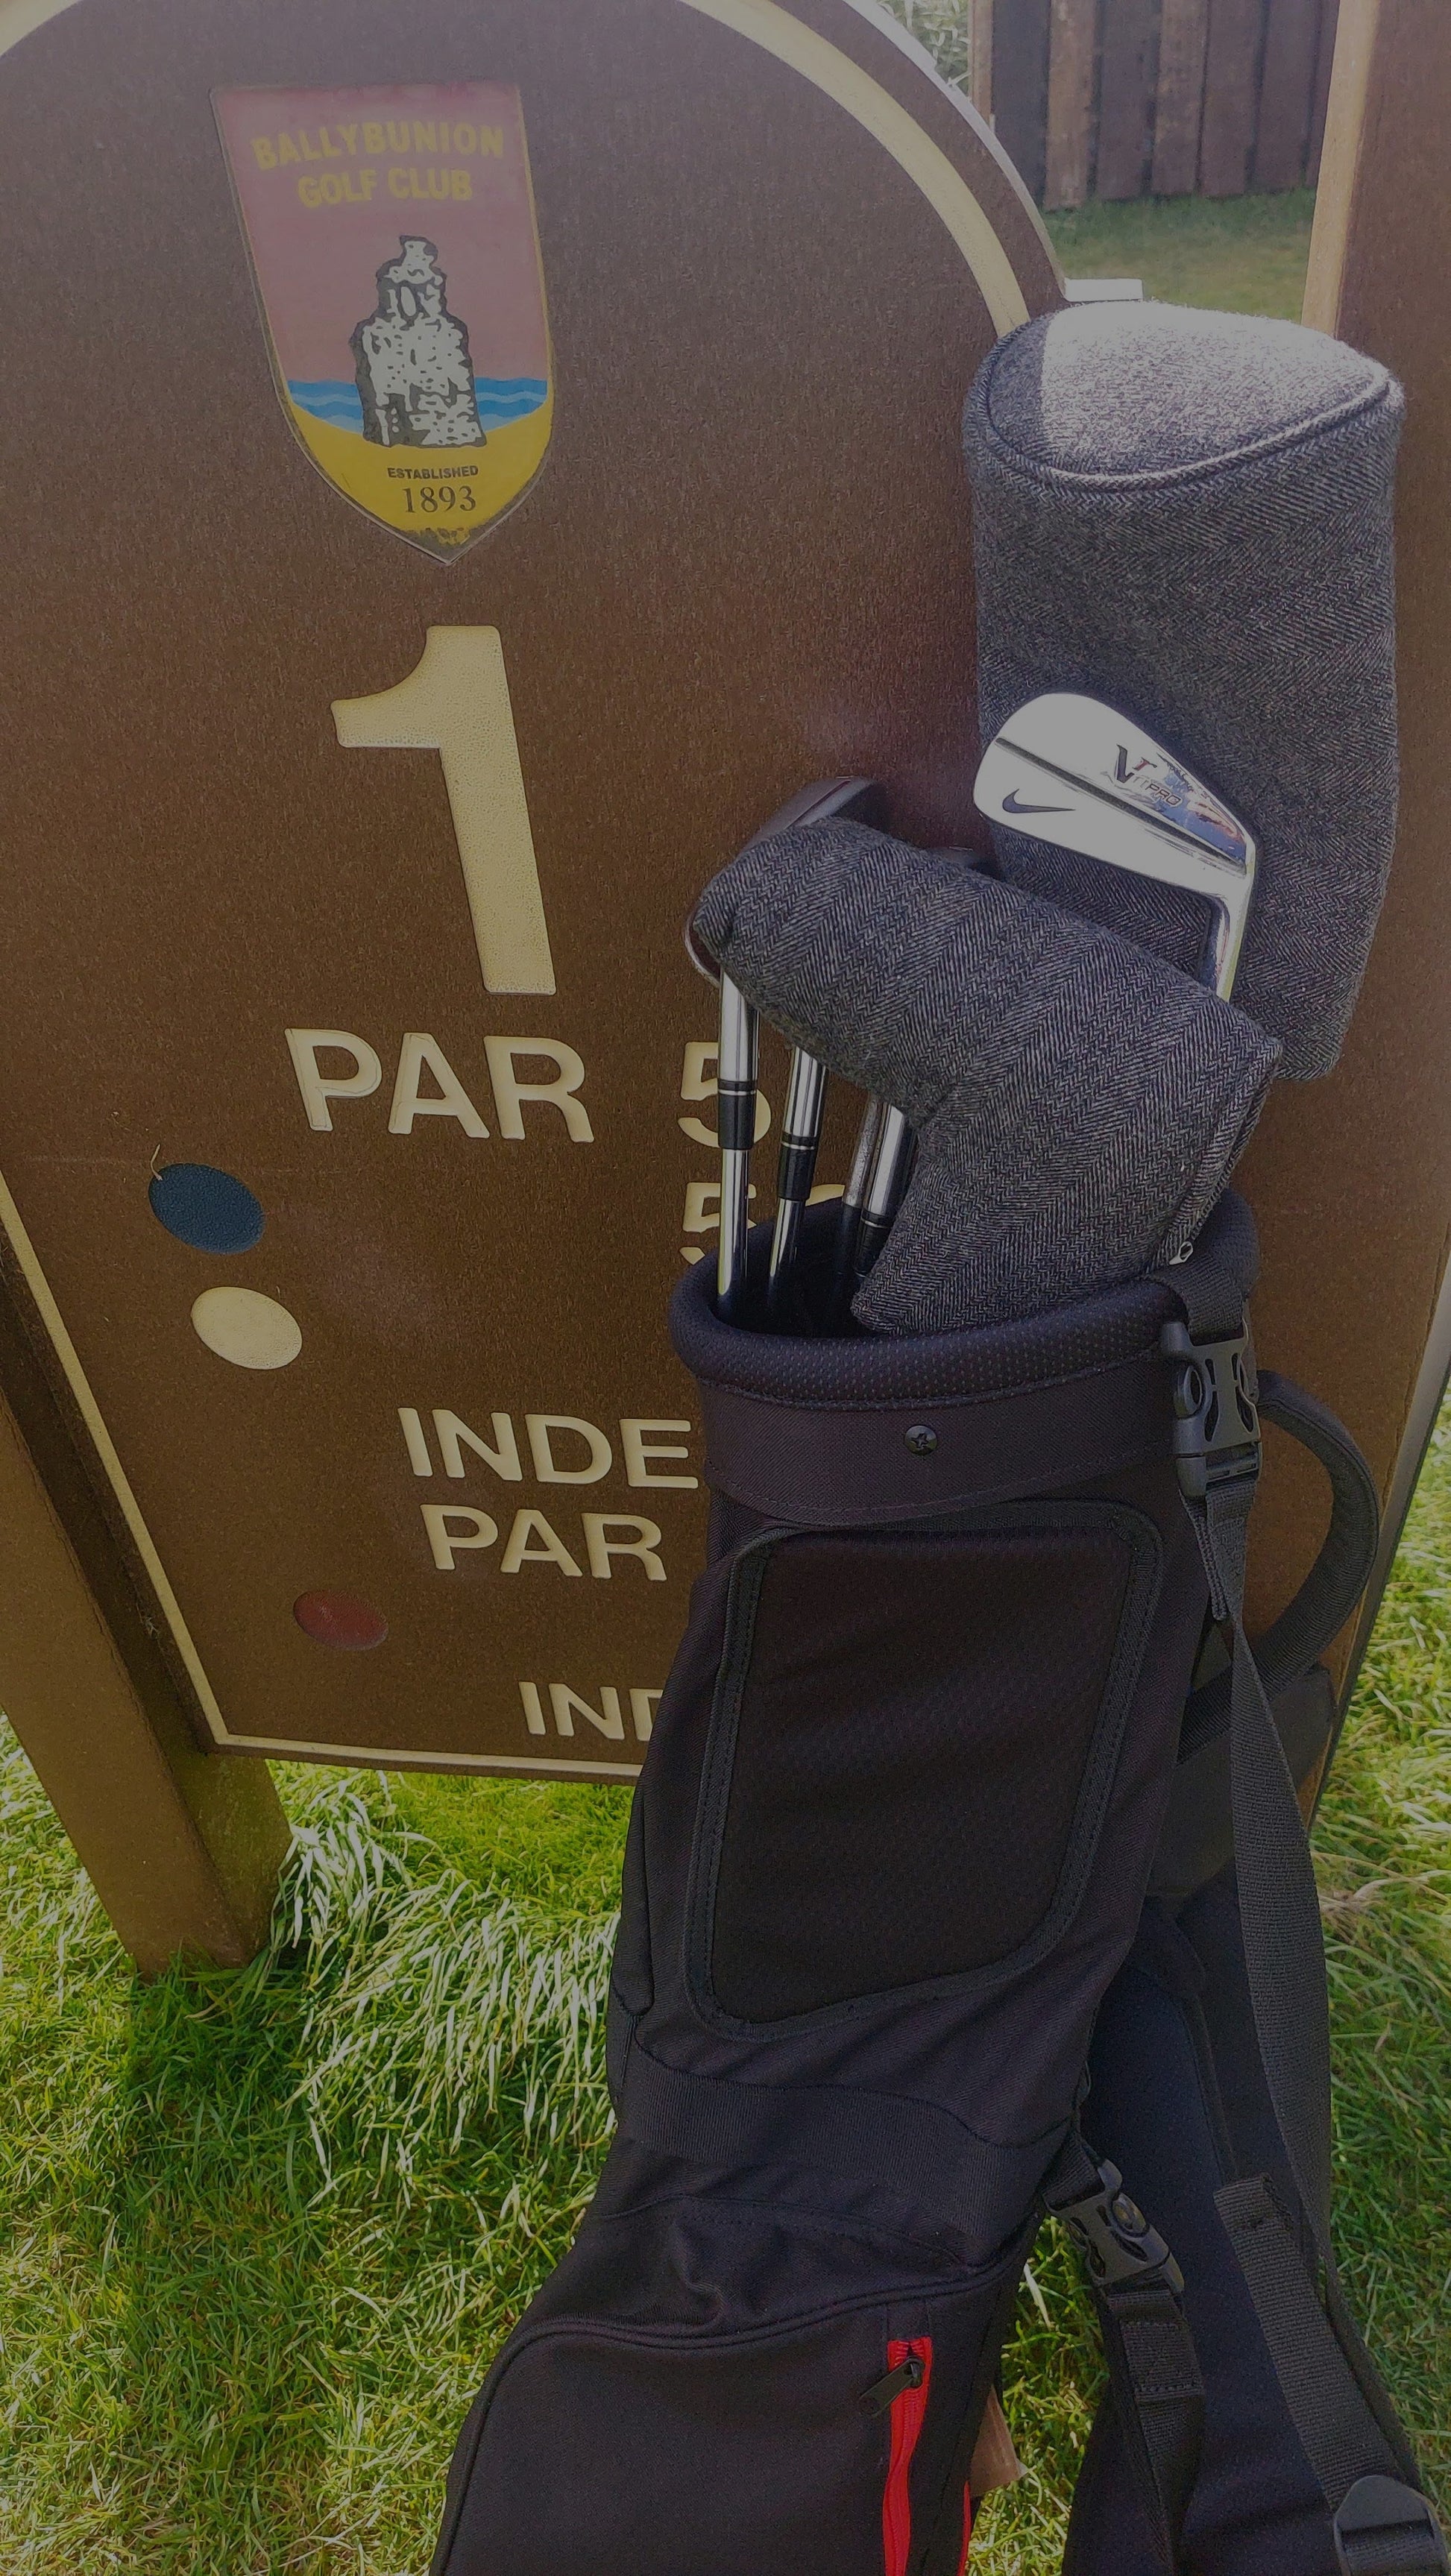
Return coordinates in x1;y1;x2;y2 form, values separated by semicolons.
430;1194;1444;2576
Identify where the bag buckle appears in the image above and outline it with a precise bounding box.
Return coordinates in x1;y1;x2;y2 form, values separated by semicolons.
1160;1320;1261;1504
1055;2157;1185;2296
1333;2475;1449;2575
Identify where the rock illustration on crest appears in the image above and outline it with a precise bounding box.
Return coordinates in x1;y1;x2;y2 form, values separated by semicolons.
350;236;485;447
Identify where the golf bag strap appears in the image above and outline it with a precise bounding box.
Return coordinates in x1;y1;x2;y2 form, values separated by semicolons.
1181;1372;1381;1740
1163;1310;1448;2576
1045;2131;1204;2576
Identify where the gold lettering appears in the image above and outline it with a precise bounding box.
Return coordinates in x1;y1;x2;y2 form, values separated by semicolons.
452;120;475;153
386;119;410;150
500;1511;584;1578
549;1684;624;1741
298;129;321;161
363;120;386;153
582;1515;667;1582
320;127;341;157
411;120;437;150
277;132;300;165
422;1505;497;1570
298;174;322;207
251;135;277;170
388;165;409;198
481;125;504;155
338;123;359;154
450;169;473;201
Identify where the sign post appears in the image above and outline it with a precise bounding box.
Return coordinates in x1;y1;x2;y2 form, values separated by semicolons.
0;0;1059;1958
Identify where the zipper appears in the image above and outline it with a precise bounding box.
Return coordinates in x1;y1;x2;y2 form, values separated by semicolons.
861;2352;925;2415
877;2337;932;2576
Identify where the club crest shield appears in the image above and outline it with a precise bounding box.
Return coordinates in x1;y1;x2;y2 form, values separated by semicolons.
215;84;553;558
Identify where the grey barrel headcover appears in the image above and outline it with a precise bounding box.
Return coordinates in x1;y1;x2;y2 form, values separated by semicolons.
693;819;1280;1334
965;303;1403;1077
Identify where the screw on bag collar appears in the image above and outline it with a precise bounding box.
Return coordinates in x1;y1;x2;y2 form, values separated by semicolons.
1160;1318;1261;1505
1332;2476;1450;2576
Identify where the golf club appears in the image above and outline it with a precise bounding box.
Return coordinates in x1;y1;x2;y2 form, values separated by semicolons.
687;777;885;1326
974;691;1255;1000
825;1094;885;1327
714;969;758;1322
851;1106;916;1285
765;1044;827;1324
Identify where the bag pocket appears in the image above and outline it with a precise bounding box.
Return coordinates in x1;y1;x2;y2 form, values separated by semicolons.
431;2252;1010;2576
686;1503;1162;2028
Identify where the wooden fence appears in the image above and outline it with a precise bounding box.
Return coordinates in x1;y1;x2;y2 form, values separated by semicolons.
972;0;1340;208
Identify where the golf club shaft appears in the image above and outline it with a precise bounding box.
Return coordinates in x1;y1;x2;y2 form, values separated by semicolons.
825;1095;884;1327
852;1106;916;1284
715;973;759;1321
766;1047;828;1324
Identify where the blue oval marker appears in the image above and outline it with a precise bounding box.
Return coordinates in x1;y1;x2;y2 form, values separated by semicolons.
148;1163;264;1256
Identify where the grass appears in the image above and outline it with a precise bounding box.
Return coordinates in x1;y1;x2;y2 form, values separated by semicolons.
1;186;1439;2573
1044;189;1318;322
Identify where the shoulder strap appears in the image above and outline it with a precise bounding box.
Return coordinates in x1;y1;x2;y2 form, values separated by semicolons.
1158;1262;1447;2576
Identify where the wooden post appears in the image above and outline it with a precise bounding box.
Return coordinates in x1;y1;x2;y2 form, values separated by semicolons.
1044;0;1097;209
0;1311;290;1973
1152;0;1212;195
1291;0;1451;1697
1307;0;1341;180
989;0;1053;204
1200;0;1266;193
970;0;994;125
1095;0;1161;199
1253;0;1321;189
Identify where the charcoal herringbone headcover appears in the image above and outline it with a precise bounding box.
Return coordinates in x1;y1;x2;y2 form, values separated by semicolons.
965;303;1402;1078
693;819;1279;1333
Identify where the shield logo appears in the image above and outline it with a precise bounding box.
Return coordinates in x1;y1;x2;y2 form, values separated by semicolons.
215;84;553;558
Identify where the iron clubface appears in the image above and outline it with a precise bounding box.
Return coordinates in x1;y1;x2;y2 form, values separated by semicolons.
974;691;1256;1000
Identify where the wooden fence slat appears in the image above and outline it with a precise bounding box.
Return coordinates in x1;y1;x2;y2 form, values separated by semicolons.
989;0;1052;206
1199;0;1265;194
1045;0;1098;208
970;0;995;125
1151;0;1211;195
1307;0;1341;183
1254;0;1321;189
1097;0;1161;198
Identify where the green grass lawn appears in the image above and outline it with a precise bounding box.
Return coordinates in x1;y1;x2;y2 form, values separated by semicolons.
4;194;1445;2574
1045;189;1318;321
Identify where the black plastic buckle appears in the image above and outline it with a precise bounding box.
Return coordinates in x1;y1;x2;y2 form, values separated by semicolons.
1160;1320;1261;1504
1056;2156;1185;2296
1333;2475;1450;2575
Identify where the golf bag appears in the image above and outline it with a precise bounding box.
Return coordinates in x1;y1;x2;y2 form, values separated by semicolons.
430;1191;1440;2575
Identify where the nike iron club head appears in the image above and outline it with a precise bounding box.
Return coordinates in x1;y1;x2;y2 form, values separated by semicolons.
974;691;1256;1000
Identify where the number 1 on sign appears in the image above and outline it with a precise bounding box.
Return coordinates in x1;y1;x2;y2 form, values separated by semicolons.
333;628;556;995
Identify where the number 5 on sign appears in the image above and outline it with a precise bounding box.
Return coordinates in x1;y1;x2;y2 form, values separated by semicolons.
333;628;556;995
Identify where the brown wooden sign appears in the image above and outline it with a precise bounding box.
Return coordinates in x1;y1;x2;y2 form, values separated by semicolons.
0;0;1059;1782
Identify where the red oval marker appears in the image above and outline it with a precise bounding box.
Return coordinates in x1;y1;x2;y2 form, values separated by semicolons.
292;1590;388;1651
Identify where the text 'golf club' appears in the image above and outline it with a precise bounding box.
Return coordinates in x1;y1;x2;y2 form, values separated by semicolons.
975;692;1256;1001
